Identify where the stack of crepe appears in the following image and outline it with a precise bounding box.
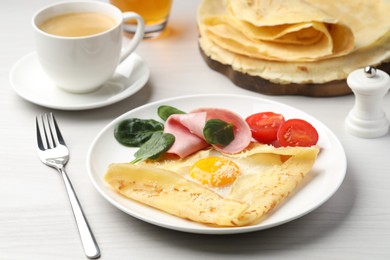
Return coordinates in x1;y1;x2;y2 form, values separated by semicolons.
198;0;390;96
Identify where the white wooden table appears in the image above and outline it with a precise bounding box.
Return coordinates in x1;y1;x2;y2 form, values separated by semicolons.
1;1;389;259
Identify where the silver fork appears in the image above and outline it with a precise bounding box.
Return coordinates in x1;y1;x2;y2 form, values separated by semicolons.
36;113;100;259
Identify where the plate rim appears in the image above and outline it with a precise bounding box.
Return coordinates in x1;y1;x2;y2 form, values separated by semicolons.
86;93;347;234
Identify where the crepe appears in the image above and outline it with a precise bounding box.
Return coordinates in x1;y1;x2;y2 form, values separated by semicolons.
228;147;319;225
198;0;390;84
105;163;250;226
105;144;320;227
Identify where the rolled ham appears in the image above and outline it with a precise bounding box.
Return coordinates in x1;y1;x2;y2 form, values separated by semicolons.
164;108;251;157
164;113;209;158
191;108;252;154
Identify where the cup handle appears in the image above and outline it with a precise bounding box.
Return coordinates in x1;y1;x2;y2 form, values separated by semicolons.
119;12;145;63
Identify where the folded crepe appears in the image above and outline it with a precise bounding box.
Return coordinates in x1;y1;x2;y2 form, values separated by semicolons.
198;0;390;84
200;0;354;62
105;145;320;227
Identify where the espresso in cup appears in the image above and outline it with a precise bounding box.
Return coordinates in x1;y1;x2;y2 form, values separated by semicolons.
39;12;116;37
33;1;145;93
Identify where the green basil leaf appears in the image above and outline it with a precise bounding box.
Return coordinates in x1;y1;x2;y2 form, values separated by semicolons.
131;131;175;163
203;119;234;146
157;105;186;121
114;118;164;147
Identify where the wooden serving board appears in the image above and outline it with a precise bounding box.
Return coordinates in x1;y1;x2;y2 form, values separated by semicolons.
200;47;390;97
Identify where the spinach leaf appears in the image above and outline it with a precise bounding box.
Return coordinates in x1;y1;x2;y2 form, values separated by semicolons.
157;105;186;121
203;119;234;146
131;131;175;163
114;118;164;147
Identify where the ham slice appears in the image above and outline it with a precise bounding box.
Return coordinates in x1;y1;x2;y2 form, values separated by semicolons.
164;108;252;157
164;113;209;158
191;108;252;154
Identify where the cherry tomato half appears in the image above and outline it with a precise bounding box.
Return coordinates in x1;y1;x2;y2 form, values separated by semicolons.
245;112;285;144
277;119;319;147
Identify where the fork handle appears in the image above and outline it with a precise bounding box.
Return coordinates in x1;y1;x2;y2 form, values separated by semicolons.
59;167;101;259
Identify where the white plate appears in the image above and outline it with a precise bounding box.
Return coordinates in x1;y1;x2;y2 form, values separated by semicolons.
9;52;149;110
87;94;347;234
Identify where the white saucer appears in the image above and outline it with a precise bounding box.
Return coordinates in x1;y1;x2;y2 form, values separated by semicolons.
9;52;150;110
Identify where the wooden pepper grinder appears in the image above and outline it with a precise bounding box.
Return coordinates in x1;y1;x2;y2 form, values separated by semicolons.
345;66;390;138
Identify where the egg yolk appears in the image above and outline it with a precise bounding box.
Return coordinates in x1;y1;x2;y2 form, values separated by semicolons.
189;156;240;187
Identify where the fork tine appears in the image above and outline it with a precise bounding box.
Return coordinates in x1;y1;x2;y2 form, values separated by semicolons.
42;113;56;149
36;116;45;151
51;113;66;146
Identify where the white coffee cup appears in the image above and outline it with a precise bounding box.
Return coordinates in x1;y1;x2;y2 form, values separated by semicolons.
33;1;144;93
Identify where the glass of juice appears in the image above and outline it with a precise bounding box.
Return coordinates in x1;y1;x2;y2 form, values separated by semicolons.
110;0;172;38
